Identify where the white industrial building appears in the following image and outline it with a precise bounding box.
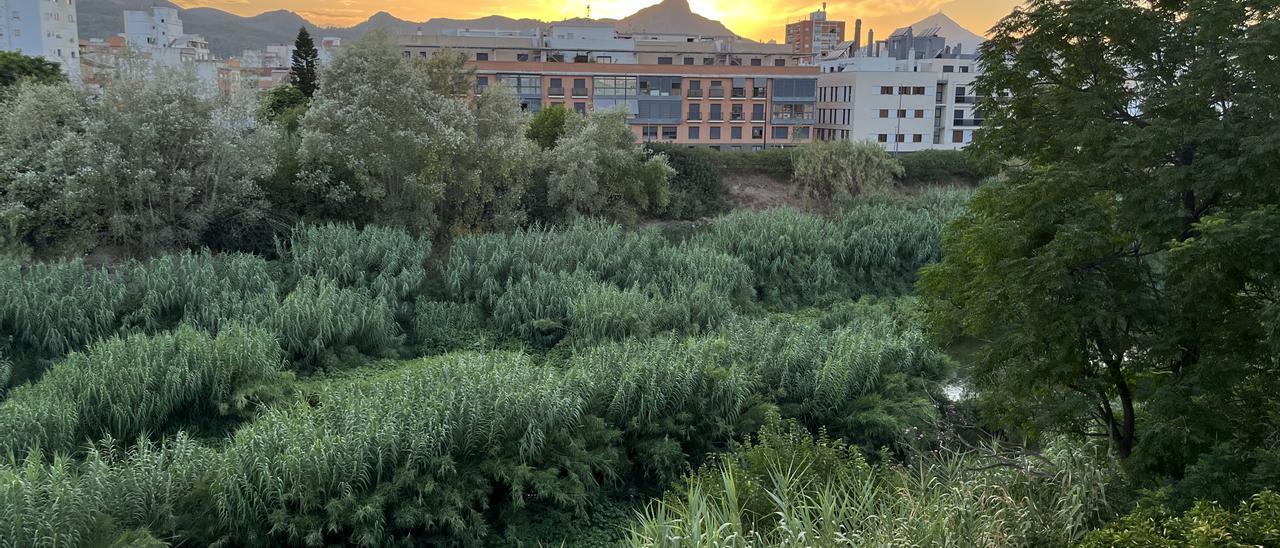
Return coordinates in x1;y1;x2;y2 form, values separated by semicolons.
0;0;80;80
814;25;983;151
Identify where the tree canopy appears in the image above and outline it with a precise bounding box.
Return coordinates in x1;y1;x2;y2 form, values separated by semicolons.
0;52;63;88
289;27;319;98
920;0;1280;499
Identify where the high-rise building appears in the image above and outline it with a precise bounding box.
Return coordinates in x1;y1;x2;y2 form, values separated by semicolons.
0;0;80;80
814;26;984;151
785;4;845;56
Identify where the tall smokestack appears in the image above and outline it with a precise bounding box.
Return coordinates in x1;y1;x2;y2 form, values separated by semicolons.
854;19;862;51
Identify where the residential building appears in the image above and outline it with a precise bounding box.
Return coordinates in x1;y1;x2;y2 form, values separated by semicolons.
785;4;845;56
0;0;80;80
814;24;983;151
121;7;211;66
471;61;818;149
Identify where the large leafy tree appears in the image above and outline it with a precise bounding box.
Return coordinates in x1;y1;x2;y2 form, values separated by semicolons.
289;27;319;98
295;30;533;237
542;109;674;226
0;73;276;255
792;140;902;209
920;0;1280;488
0;51;64;88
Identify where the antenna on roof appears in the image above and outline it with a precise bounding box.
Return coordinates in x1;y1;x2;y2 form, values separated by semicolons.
586;3;591;19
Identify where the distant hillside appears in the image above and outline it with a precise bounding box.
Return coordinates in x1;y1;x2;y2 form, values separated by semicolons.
77;0;983;59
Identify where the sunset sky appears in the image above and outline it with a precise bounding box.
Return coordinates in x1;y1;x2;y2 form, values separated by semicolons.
172;0;1023;42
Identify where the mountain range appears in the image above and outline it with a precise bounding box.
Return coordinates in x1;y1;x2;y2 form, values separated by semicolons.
77;0;979;59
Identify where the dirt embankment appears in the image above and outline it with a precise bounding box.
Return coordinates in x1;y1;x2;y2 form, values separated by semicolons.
723;174;806;211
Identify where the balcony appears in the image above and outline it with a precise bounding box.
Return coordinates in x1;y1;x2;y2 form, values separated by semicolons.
954;96;982;104
548;87;565;97
571;87;589;98
709;89;725;99
953;118;985;127
730;112;745;122
709;114;724;122
731;89;746;99
687;89;704;98
752;89;767;99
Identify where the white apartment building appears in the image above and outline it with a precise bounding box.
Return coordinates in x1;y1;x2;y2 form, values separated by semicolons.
122;7;210;65
0;0;80;80
814;26;983;151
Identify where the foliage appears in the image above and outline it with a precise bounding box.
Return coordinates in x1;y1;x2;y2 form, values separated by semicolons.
260;85;309;133
0;436;211;548
896;149;995;186
792;140;903;208
703;148;794;179
0;326;287;459
269;276;404;371
282;222;430;307
289;27;319;98
422;48;474;97
296;31;531;238
542;109;675;226
645;143;731;221
631;416;1116;547
921;0;1280;481
0;72;276;255
207;352;616;546
1080;490;1280;548
0;51;64;88
527;104;570;150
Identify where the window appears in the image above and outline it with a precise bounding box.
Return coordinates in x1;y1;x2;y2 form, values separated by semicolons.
710;104;723;121
879;109;890;118
895;109;906;118
795;127;810;140
475;52;489;61
751;104;765;121
703;57;715;65
953;130;964;143
772;103;813;121
960;65;970;73
709;81;725;98
731;104;744;121
710;127;722;140
956;86;966;96
688;80;703;98
549;78;564;96
752;126;764;139
943;65;955;73
774;58;786;66
662;126;678;140
497;74;541;95
880;86;893;95
731;126;743;139
688;126;701;139
773;79;816;98
642;126;658;140
878;134;888;143
772;126;790;140
914;109;925;118
750;58;762;66
574;103;587;114
954;109;964;119
898;86;911;95
683;57;695;65
516;53;530;61
896;134;906;143
573;79;588;96
658;56;673;65
913;134;923;143
688;104;701;121
913;86;925;95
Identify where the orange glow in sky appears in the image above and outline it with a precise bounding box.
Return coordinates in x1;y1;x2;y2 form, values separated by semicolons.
172;0;1022;42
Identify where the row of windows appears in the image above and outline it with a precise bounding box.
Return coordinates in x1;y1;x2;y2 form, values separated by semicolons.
657;56;789;67
818;85;853;102
643;125;811;141
872;130;971;144
817;108;851;125
879;109;928;119
941;65;972;73
879;86;928;96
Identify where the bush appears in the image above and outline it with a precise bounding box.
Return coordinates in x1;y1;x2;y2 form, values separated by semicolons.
0;435;210;548
269;276;404;370
704;148;794;179
895;149;996;186
631;415;1116;547
0;326;288;458
207;352;617;546
792;140;903;207
121;251;281;334
282;222;430;307
1080;490;1280;547
645;144;731;220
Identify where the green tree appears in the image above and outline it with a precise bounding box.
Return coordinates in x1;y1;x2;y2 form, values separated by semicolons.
527;104;570;150
542;109;674;225
920;0;1280;483
289;27;319;98
792;140;902;208
423;48;474;97
0;51;63;88
260;85;308;132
